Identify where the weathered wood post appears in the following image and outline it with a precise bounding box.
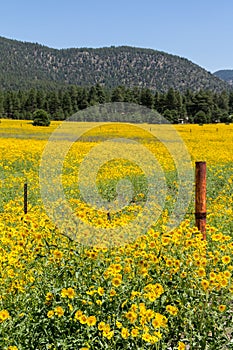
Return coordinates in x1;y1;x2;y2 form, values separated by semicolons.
195;161;206;239
24;182;28;214
107;212;111;222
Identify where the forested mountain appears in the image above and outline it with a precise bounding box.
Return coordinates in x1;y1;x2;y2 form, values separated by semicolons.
214;70;233;86
0;36;230;92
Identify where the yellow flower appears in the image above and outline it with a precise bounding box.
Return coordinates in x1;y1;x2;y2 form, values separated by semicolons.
209;271;216;279
180;271;187;278
131;328;139;337
124;265;131;273
224;270;231;279
61;287;75;299
54;306;64;317
86;289;96;296
47;310;54;318
53;249;63;259
131;291;141;299
143;283;164;302
74;310;83;320
103;324;111;333
45;292;53;302
222;256;231;264
142;332;160;343
125;310;137;323
97;287;104;296
201;279;210;291
87;315;97;326
218;304;226;312
113;263;122;272
166;259;173;267
61;288;68;298
7;347;19;350
68;303;73;311
152;313;168;328
153;331;162;342
112;277;122;287
121;327;130;339
219;279;228;288
178;341;186;350
116;321;123;329
149;241;156;248
166;305;178;316
110;289;116;297
0;309;10;322
146;309;155;321
98;321;105;331
66;287;76;299
211;233;223;241
103;330;114;340
79;315;88;324
197;267;206;277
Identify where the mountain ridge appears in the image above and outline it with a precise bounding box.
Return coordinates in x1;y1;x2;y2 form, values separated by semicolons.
0;36;230;92
214;69;233;86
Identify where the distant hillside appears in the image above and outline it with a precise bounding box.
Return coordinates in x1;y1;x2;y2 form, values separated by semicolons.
0;36;230;92
214;70;233;86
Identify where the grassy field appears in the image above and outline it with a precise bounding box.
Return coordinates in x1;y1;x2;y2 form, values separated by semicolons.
0;120;233;349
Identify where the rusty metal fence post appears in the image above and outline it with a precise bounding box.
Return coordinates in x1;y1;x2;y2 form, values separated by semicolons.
195;161;206;239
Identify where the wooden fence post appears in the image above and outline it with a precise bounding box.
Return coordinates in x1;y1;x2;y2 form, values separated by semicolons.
195;162;206;239
24;182;28;214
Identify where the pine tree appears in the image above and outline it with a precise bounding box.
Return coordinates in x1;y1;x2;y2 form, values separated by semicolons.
3;91;14;118
36;90;46;110
48;91;60;119
62;91;73;117
229;91;233;114
68;85;78;112
140;88;154;109
95;83;107;104
24;88;37;115
88;86;98;105
111;86;125;102
0;91;3;117
78;88;89;110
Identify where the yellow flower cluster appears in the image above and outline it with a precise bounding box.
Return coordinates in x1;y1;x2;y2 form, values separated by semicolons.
143;283;164;302
0;309;10;322
166;305;178;316
61;287;76;299
74;310;97;327
0;120;232;348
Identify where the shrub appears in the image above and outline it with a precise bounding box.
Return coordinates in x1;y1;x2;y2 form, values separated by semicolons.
32;109;50;126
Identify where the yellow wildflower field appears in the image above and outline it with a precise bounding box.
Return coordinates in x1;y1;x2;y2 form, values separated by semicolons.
0;119;233;349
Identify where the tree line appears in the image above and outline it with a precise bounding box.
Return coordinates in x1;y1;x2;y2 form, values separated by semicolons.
0;84;233;124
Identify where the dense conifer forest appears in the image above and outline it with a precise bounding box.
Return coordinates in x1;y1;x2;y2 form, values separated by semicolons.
1;85;233;123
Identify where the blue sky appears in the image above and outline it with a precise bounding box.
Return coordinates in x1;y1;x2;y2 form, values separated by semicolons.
1;0;233;73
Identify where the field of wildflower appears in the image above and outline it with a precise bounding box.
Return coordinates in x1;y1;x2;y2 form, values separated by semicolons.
0;119;233;350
